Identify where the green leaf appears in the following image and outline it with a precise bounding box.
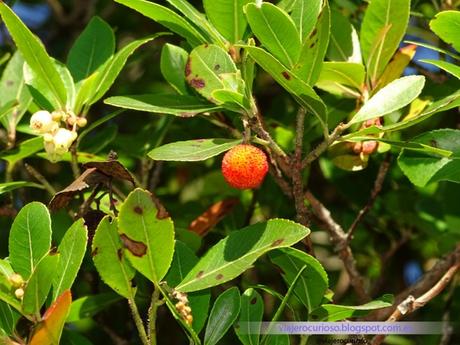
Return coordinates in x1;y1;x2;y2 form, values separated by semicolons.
0;301;20;336
315;62;364;97
246;3;301;68
105;94;220;117
268;247;328;312
52;219;87;300
22;254;59;315
161;44;189;95
176;219;310;292
349;75;425;125
67;16;115;82
430;11;460;52
92;217;136;298
310;294;393;321
186;44;243;104
293;0;331;85
243;46;327;125
0;181;43;195
89;34;167;105
148;138;242;162
203;0;253;43
327;9;361;62
118;189;175;284
204;287;240;345
360;0;410;83
0;52;32;129
235;288;263;345
420;59;460;80
9;202;51;279
291;0;322;42
166;0;226;46
398;129;460;187
0;136;43;167
265;335;290;345
165;241;210;333
67;293;122;322
0;2;67;108
114;0;205;46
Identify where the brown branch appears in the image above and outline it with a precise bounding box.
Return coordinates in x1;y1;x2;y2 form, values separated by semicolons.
367;244;460;321
347;155;391;241
24;163;56;197
301;123;346;169
305;191;370;303
371;263;460;345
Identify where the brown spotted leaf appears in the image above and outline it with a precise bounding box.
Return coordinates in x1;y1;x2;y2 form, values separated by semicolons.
49;168;107;211
176;219;309;292
118;188;175;283
92;216;136;298
83;160;135;185
188;198;239;236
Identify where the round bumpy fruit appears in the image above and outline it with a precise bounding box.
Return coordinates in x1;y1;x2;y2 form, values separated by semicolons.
221;144;269;189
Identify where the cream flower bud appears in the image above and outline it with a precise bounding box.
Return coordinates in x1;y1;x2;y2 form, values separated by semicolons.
8;273;24;288
76;117;87;128
53;128;77;154
14;288;24;300
30;110;57;134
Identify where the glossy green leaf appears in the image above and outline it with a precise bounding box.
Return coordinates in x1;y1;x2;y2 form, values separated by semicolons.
243;46;327;125
105;94;220;117
235;288;263;345
265;335;290;345
22;254;59;315
315;61;364;97
204;287;240;345
398;129;460;187
9;202;51;279
327;10;361;62
420;59;460;80
92;217;136;298
89;34;167;105
0;301;20;336
52;219;88;300
291;0;322;41
246;3;301;68
161;44;189;94
0;52;32;129
430;11;460;52
114;0;205;46
310;294;393;321
67;16;115;82
268;247;328;312
176;219;310;292
0;137;43;166
360;0;410;83
0;181;43;195
186;44;243;103
349;75;425;125
149;138;242;162
0;2;67;108
293;0;330;85
166;0;226;46
203;0;252;43
67;293;122;322
165;241;210;333
118;189;175;283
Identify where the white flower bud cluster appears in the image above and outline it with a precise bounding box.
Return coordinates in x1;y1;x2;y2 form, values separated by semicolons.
29;109;87;162
171;289;193;325
8;273;25;300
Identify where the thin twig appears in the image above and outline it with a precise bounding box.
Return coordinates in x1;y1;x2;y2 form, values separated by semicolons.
301;123;346;169
147;287;161;345
347;155;391;241
128;298;149;345
305;191;370;303
24;163;56;196
371;263;460;345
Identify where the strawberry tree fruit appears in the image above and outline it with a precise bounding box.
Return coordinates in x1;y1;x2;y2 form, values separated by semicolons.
221;144;269;189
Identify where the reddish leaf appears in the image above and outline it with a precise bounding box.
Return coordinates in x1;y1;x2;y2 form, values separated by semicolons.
29;290;72;345
188;198;239;236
